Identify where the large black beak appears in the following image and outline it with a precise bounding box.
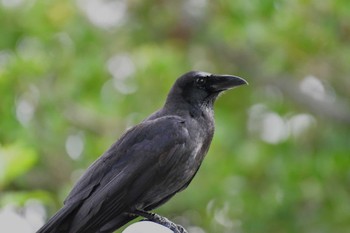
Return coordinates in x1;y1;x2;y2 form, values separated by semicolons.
208;74;248;92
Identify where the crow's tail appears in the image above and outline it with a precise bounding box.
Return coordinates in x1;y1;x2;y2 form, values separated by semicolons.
37;204;136;233
36;203;79;233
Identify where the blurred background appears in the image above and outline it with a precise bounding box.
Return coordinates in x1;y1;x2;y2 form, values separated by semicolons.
1;0;350;232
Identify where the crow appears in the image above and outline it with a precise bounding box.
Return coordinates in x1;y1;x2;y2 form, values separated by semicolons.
37;71;248;233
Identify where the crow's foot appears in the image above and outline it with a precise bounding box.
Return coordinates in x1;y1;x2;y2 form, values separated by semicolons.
131;209;188;233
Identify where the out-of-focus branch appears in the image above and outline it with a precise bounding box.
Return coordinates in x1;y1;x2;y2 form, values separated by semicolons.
272;78;350;125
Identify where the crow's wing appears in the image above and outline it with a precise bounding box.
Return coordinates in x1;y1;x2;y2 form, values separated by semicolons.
38;115;189;233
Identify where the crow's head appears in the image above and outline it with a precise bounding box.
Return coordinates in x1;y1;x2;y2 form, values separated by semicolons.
166;71;248;107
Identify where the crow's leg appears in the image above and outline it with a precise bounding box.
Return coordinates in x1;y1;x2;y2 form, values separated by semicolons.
129;209;188;233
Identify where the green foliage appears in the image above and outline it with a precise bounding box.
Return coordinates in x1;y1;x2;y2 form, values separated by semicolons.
1;0;350;232
0;143;38;189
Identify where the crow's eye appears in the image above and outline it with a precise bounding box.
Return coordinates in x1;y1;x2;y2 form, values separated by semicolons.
195;77;206;86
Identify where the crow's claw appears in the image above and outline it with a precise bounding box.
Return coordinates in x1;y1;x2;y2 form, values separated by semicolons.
133;210;187;233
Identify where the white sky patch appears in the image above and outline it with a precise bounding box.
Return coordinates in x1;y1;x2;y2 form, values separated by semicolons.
287;113;316;138
247;104;287;144
0;205;36;233
16;99;35;126
112;79;138;95
106;53;138;94
260;112;289;144
15;85;40;127
24;200;46;231
76;0;127;29
107;53;135;80
248;104;317;144
123;221;173;233
65;133;84;160
299;75;326;101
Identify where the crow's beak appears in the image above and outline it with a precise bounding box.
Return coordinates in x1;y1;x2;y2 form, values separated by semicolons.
208;74;248;92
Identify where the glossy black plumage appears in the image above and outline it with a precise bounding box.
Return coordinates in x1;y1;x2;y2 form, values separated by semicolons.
37;71;247;233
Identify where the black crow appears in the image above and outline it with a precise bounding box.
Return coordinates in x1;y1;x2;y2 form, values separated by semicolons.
37;71;248;233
